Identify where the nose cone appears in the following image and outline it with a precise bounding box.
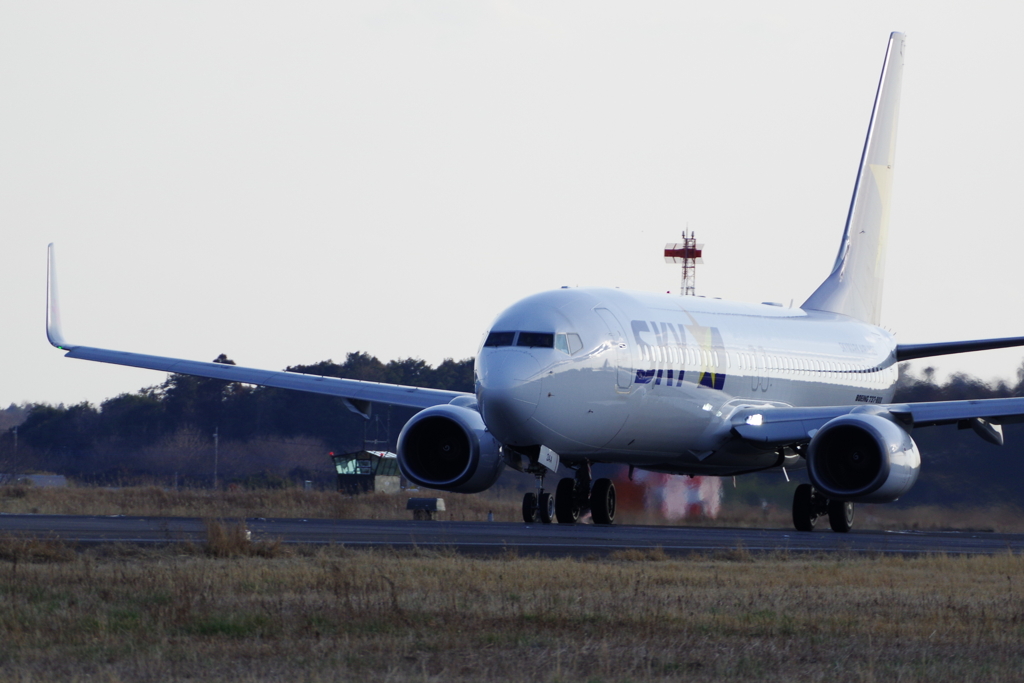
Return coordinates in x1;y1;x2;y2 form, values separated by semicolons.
477;349;542;444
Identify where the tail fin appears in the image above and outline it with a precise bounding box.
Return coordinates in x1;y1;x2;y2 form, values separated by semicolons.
803;32;905;325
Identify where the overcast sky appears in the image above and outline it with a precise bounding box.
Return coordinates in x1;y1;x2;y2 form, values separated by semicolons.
2;1;1022;407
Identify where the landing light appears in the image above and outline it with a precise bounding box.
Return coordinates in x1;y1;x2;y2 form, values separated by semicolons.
746;414;764;426
702;403;713;412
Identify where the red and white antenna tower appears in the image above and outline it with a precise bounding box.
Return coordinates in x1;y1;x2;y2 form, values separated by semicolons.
664;230;703;296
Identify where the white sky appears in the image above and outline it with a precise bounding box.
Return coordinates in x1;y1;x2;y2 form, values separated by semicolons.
2;1;1023;407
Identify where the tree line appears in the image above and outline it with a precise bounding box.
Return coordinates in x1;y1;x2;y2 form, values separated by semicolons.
4;356;1024;508
0;352;472;485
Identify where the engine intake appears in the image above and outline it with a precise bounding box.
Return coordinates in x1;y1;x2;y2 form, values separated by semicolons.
397;404;505;493
807;412;920;503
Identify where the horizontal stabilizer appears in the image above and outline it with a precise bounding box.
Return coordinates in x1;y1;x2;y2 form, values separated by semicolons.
896;336;1024;362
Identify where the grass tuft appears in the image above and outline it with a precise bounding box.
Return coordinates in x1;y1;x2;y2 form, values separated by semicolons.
0;535;76;563
203;520;289;559
608;546;669;562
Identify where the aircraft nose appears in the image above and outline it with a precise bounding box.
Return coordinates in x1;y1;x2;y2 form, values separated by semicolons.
477;349;542;444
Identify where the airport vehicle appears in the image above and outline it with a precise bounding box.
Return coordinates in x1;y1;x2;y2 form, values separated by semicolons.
46;33;1024;532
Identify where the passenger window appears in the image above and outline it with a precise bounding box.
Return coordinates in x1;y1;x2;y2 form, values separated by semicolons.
516;332;555;348
555;334;570;354
567;334;583;354
484;331;516;347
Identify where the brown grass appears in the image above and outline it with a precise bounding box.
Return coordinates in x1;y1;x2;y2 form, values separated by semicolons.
201;520;288;559
0;484;523;522
619;501;1024;533
2;483;1023;533
0;545;1023;681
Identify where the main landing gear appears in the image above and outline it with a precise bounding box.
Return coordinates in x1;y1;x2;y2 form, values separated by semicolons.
522;463;616;525
792;483;854;533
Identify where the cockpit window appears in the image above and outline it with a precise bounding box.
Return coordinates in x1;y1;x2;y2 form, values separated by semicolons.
484;331;516;347
516;332;554;348
567;333;583;354
555;333;584;355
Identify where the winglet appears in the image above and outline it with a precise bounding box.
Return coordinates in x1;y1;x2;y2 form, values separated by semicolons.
46;243;72;350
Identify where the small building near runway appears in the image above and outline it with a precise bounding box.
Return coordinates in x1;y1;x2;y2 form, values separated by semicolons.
331;450;401;494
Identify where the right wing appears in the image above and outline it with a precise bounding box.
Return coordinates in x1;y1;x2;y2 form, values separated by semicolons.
46;245;468;417
731;397;1024;448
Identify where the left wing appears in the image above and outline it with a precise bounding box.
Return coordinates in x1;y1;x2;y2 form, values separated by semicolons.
46;244;469;417
731;397;1024;448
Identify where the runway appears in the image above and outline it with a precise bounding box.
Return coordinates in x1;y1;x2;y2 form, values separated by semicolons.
0;513;1021;556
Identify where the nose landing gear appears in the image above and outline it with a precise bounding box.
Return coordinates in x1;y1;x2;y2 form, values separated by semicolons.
522;473;555;524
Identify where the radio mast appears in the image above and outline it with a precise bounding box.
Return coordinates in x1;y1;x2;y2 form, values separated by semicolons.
664;230;703;296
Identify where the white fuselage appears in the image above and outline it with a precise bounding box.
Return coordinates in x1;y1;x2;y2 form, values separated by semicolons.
475;288;897;476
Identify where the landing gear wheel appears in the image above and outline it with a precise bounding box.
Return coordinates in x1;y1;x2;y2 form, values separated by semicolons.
827;499;855;533
590;478;616;525
539;492;555;524
522;492;538;524
555;477;580;524
792;483;817;532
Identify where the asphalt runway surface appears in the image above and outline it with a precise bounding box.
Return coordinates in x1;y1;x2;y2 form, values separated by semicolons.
0;514;1022;556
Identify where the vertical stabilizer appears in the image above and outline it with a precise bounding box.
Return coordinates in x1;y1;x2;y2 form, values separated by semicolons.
803;32;904;325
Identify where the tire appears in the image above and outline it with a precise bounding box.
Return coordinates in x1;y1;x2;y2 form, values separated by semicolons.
590;478;616;525
827;499;855;533
539;492;555;524
522;492;538;524
555;477;580;524
792;483;817;532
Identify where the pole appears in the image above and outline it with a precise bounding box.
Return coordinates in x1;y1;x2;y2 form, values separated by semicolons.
213;427;219;489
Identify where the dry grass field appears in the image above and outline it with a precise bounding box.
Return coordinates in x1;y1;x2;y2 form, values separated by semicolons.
0;534;1022;682
0;483;1022;533
0;484;523;522
0;487;1023;680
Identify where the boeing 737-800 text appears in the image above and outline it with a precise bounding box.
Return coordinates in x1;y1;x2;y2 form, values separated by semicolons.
46;33;1024;532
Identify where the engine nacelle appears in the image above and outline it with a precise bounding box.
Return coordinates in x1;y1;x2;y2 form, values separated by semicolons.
397;404;505;494
807;412;921;503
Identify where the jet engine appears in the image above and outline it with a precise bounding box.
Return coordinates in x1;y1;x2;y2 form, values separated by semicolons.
806;412;920;503
397;403;505;493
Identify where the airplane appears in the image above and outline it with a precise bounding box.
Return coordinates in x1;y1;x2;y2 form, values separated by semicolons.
46;32;1024;532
